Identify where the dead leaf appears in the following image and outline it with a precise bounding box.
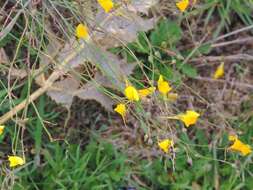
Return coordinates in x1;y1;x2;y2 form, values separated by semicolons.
41;0;156;111
47;77;115;111
0;48;9;64
127;0;158;14
9;68;27;79
94;9;156;48
85;45;136;89
57;39;89;69
40;21;63;66
94;54;137;88
47;76;80;109
46;50;136;110
35;72;46;86
47;76;115;111
76;82;115;111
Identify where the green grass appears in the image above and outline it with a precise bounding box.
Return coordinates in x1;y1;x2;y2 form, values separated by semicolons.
4;140;130;190
1;0;253;189
1;123;252;189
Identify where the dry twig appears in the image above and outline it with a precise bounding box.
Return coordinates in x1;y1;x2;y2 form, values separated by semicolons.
194;76;253;90
191;54;253;63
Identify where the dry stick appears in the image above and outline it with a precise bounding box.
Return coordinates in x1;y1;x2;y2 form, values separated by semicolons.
211;37;253;48
208;24;253;43
0;11;114;125
179;25;253;51
179;37;253;51
191;54;253;62
0;43;85;125
194;76;253;90
182;34;209;64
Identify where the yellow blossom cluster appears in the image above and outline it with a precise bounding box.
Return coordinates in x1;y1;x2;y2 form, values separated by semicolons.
73;0;247;157
112;75;202;154
114;75;177;120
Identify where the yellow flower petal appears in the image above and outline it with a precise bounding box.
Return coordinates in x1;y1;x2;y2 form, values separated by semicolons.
97;0;114;13
228;137;252;156
138;87;156;98
8;156;25;167
167;93;178;101
0;125;5;135
125;85;140;101
213;62;224;79
228;135;237;141
158;75;172;96
176;0;189;12
76;24;89;40
178;110;200;127
114;103;126;119
158;139;174;153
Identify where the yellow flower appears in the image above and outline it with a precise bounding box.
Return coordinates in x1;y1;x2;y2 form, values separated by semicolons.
8;156;25;167
167;93;178;101
213;62;224;79
176;0;189;12
158;75;172;96
228;136;252;156
0;125;5;135
114;103;126;119
138;87;156;98
97;0;114;13
158;139;174;153
177;110;200;127
125;85;140;101
228;135;237;141
76;24;89;40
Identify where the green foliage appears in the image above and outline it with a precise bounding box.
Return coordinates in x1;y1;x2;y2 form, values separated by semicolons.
150;19;182;47
5;123;251;190
203;0;253;38
176;62;198;78
7;140;130;190
121;18;197;87
136;127;253;190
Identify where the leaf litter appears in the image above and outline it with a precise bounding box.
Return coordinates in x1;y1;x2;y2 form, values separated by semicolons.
43;1;157;111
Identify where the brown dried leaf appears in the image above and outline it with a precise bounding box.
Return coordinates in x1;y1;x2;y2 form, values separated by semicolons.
40;32;62;66
47;77;115;111
94;57;136;88
46;52;136;111
127;0;158;14
94;9;156;48
35;72;46;86
0;48;9;64
75;82;115;111
85;46;136;89
57;38;90;69
42;0;156;110
9;68;27;79
47;76;80;109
